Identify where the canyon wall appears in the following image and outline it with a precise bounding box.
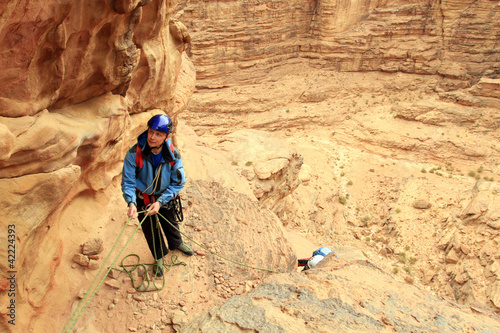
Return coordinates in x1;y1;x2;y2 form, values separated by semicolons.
176;0;500;89
175;0;500;319
1;0;500;331
0;0;196;331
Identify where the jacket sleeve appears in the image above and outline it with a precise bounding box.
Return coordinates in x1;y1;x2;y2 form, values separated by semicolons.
158;148;186;205
121;148;138;206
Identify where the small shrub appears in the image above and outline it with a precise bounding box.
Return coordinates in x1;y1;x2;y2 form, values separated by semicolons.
395;208;401;214
245;161;253;166
360;216;371;223
365;237;371;242
421;168;427;173
339;196;347;205
468;171;476;177
340;171;345;177
393;267;399;274
477;166;484;173
398;253;407;264
347;180;353;186
409;257;418;265
231;161;238;166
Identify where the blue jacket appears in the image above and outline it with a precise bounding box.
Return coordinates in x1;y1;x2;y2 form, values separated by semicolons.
121;130;186;207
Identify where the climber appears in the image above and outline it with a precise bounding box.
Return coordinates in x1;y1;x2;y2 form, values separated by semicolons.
121;114;194;277
298;247;337;270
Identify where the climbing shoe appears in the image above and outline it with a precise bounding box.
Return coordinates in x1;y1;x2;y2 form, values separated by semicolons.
177;242;194;256
153;264;164;278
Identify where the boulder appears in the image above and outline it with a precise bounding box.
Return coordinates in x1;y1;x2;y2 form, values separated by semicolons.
82;238;104;255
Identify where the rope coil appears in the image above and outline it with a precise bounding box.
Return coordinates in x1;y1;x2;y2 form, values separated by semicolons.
61;209;282;333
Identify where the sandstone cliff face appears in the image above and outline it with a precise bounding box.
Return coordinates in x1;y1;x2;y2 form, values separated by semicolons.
0;0;193;117
176;1;500;317
0;0;195;331
177;0;500;88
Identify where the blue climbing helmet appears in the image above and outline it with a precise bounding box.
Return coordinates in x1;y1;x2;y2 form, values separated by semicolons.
147;114;173;134
313;247;337;258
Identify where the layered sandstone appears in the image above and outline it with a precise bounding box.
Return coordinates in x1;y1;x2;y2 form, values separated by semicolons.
0;0;195;331
177;0;500;88
1;0;500;332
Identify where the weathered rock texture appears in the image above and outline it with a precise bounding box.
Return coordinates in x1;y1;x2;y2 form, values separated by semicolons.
212;130;303;215
176;0;500;89
182;255;500;332
0;0;194;117
0;0;195;332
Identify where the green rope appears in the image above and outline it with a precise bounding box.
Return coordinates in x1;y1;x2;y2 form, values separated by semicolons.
156;211;282;274
111;253;185;292
61;211;149;333
62;206;282;333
